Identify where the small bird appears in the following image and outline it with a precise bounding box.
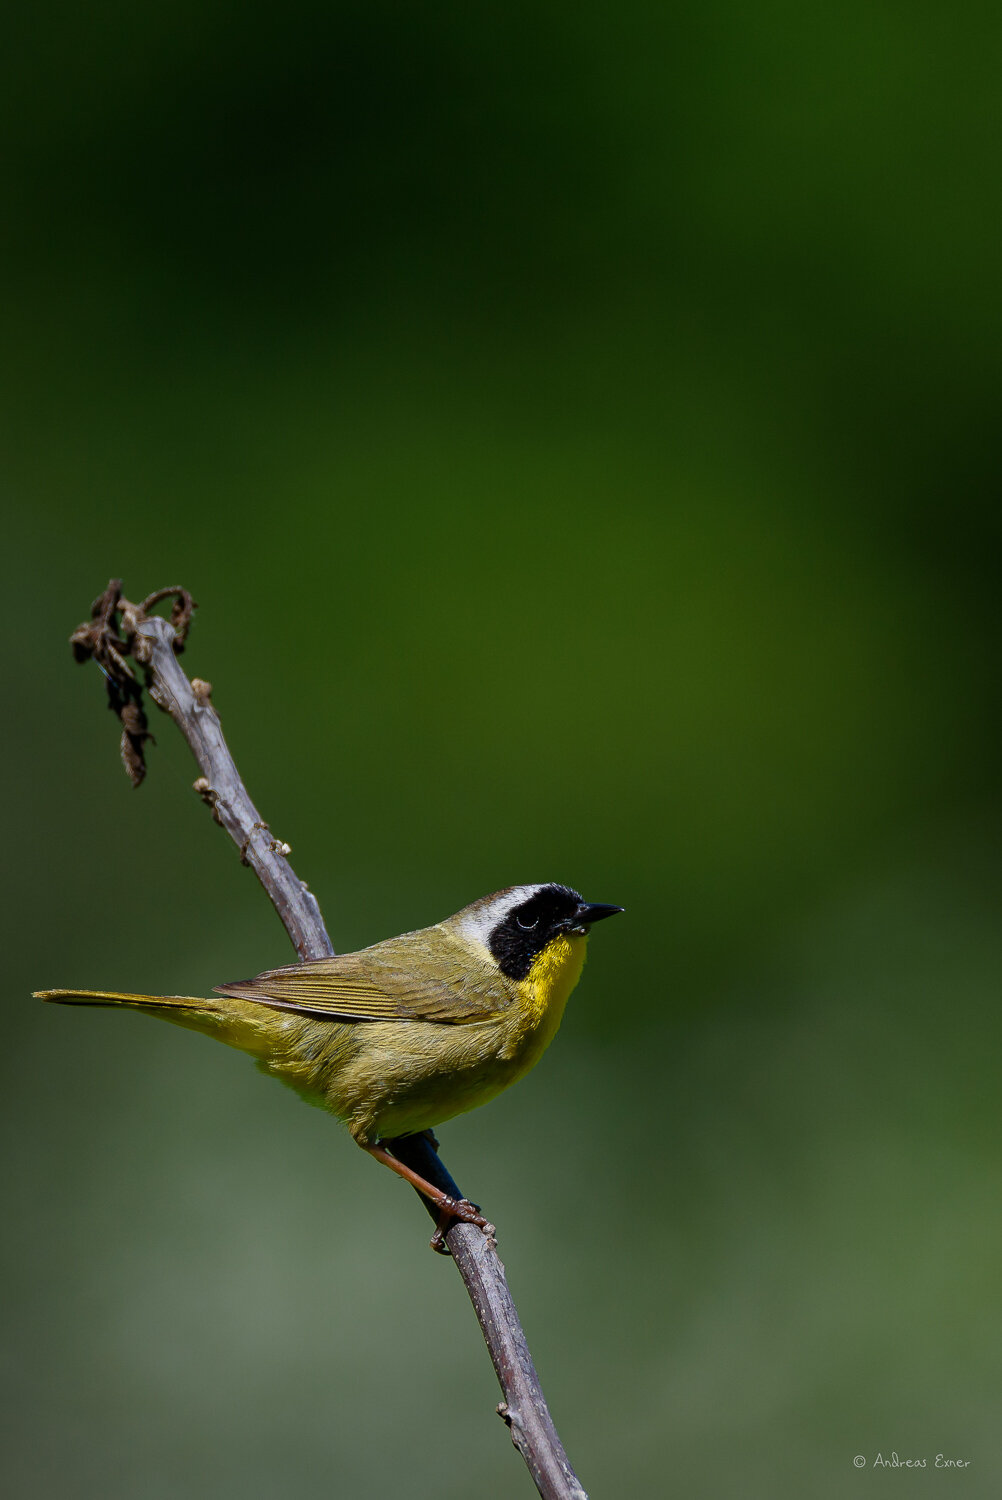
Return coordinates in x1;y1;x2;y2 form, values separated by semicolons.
37;884;622;1239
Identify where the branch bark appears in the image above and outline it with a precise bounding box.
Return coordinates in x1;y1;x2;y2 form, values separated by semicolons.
70;581;588;1500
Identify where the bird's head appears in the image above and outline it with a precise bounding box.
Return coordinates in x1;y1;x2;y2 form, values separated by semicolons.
452;883;623;979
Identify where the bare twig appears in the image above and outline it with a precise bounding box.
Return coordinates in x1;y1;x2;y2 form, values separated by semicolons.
67;581;588;1500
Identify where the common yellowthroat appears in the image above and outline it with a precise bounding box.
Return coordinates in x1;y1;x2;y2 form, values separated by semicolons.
37;884;622;1235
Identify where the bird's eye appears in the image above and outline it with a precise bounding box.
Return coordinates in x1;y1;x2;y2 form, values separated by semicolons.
516;913;538;930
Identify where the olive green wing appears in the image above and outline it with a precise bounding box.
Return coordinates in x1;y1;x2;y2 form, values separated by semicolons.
214;930;508;1024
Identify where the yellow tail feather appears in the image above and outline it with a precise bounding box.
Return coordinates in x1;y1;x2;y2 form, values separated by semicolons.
34;987;284;1056
35;989;210;1008
35;988;236;1045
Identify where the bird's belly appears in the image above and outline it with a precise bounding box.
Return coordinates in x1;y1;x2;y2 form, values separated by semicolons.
262;934;585;1144
323;1017;543;1143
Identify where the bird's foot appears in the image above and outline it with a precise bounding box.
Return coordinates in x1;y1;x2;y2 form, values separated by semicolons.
429;1219;451;1255
428;1197;496;1254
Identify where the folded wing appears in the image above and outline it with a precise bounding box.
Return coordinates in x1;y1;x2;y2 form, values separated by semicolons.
214;932;507;1024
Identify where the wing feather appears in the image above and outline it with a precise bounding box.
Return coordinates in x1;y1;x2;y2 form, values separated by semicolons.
214;930;508;1024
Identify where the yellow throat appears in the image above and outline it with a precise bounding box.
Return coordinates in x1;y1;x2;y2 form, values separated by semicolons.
519;931;587;1040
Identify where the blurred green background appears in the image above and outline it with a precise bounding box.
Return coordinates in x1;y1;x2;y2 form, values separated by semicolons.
4;3;1002;1495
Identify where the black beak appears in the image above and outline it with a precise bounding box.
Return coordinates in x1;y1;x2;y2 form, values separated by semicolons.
571;902;624;930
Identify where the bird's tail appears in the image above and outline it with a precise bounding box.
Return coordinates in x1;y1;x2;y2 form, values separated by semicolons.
38;988;210;1009
35;988;268;1052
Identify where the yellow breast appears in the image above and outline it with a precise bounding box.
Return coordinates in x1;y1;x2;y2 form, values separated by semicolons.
507;932;587;1061
258;930;590;1142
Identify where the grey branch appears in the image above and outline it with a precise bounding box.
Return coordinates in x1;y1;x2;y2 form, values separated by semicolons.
69;581;588;1500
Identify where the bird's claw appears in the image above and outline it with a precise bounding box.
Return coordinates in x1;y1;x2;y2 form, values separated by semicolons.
429;1223;451;1255
428;1197;496;1253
